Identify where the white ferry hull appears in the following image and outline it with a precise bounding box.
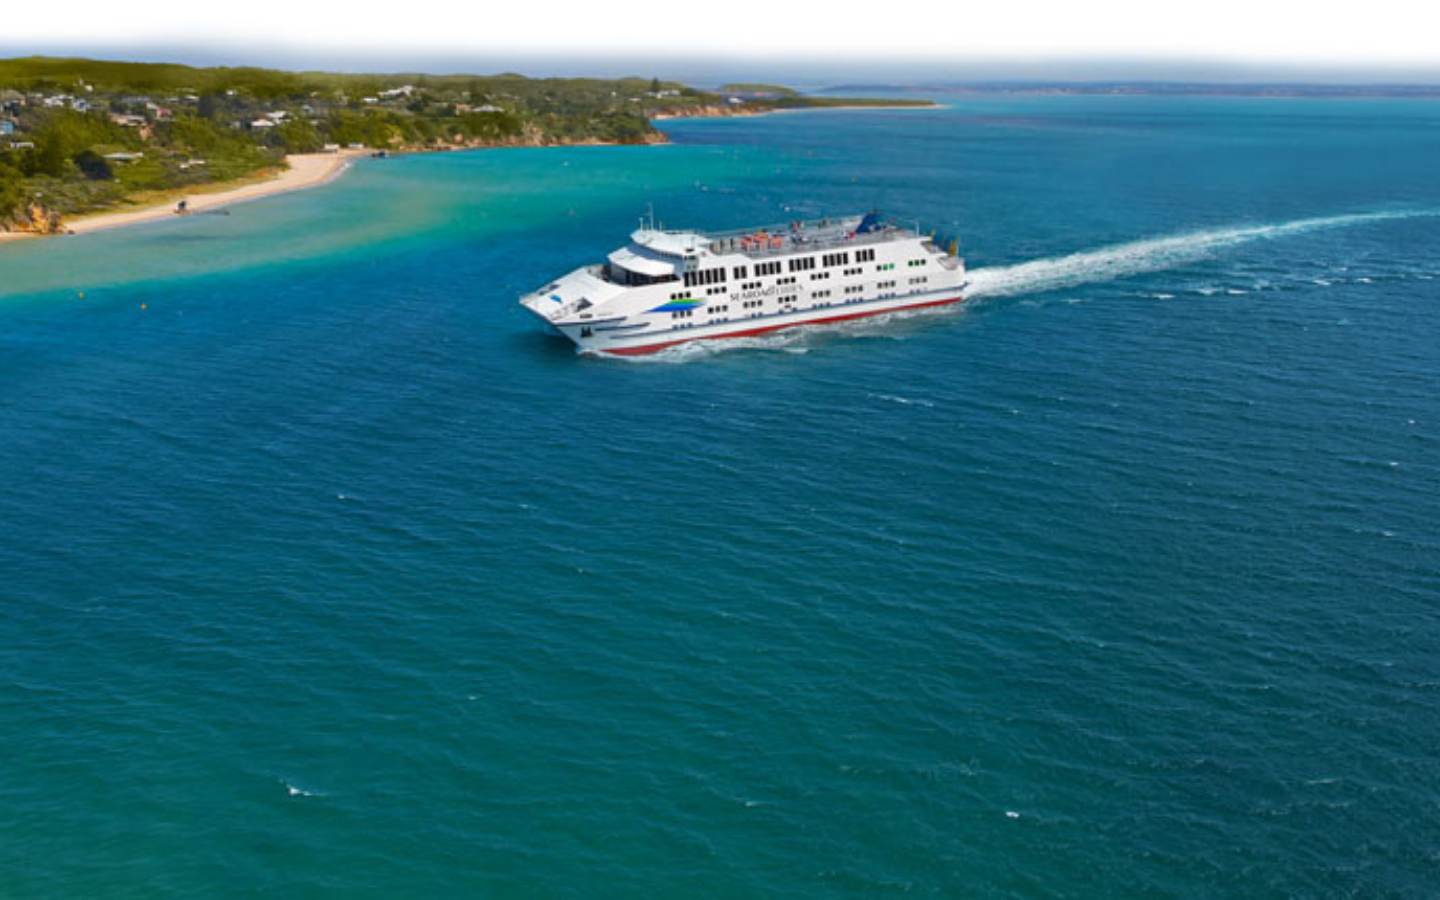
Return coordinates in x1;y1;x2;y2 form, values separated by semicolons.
572;287;966;356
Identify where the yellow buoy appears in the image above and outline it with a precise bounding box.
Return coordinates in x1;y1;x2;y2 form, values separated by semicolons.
140;303;147;310
78;291;84;299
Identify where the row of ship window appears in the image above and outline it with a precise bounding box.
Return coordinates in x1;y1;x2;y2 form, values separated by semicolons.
683;252;922;287
683;267;727;288
672;268;926;303
665;282;934;324
673;267;910;303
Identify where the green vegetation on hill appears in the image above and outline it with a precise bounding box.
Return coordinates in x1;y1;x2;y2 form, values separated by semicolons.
716;83;801;98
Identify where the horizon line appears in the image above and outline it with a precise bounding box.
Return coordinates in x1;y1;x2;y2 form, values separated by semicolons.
4;47;1440;88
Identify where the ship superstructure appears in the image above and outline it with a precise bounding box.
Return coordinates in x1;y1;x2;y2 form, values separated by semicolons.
519;212;967;355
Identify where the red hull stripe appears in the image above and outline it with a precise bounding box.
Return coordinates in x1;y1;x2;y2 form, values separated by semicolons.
601;294;965;356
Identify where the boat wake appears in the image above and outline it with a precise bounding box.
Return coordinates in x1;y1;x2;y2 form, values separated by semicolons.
606;208;1436;362
965;209;1437;300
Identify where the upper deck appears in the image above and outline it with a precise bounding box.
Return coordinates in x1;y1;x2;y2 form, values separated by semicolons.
632;213;925;262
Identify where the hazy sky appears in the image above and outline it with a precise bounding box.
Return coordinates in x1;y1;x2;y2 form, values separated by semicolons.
6;0;1440;82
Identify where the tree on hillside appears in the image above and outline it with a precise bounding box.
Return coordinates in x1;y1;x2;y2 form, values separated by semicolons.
73;149;113;180
31;131;68;177
0;161;26;223
275;119;321;153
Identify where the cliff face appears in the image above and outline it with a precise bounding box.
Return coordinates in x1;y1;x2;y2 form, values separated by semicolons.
651;105;767;120
2;202;68;235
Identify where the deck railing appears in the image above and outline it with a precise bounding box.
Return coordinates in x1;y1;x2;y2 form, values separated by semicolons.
704;219;921;258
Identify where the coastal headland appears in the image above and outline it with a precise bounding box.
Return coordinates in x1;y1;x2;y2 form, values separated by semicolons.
0;59;933;240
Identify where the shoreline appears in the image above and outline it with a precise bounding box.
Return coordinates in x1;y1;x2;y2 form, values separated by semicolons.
67;150;367;235
0;150;365;243
653;103;941;121
0;139;664;244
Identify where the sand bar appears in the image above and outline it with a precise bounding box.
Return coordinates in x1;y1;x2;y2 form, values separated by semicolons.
0;150;364;243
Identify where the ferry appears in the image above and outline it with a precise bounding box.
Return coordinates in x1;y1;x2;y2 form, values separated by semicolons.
519;212;967;355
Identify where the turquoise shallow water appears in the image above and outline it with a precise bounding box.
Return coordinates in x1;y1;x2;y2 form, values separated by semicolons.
3;97;1440;896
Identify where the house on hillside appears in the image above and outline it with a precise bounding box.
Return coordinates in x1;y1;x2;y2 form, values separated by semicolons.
0;119;15;136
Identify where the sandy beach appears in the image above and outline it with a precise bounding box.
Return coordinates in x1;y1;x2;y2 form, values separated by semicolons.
0;151;364;243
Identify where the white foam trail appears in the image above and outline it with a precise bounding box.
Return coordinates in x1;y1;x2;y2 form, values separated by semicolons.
966;210;1437;300
282;780;322;798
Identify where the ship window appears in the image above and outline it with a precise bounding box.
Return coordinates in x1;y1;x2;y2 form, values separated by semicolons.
733;265;747;279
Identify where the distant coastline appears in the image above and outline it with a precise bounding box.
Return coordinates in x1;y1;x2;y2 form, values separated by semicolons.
819;81;1440;99
653;103;940;121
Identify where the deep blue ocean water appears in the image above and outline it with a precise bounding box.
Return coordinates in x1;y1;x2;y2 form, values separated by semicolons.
3;96;1439;896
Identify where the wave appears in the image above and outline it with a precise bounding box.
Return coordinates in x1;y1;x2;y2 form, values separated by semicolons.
283;780;323;798
965;209;1438;300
